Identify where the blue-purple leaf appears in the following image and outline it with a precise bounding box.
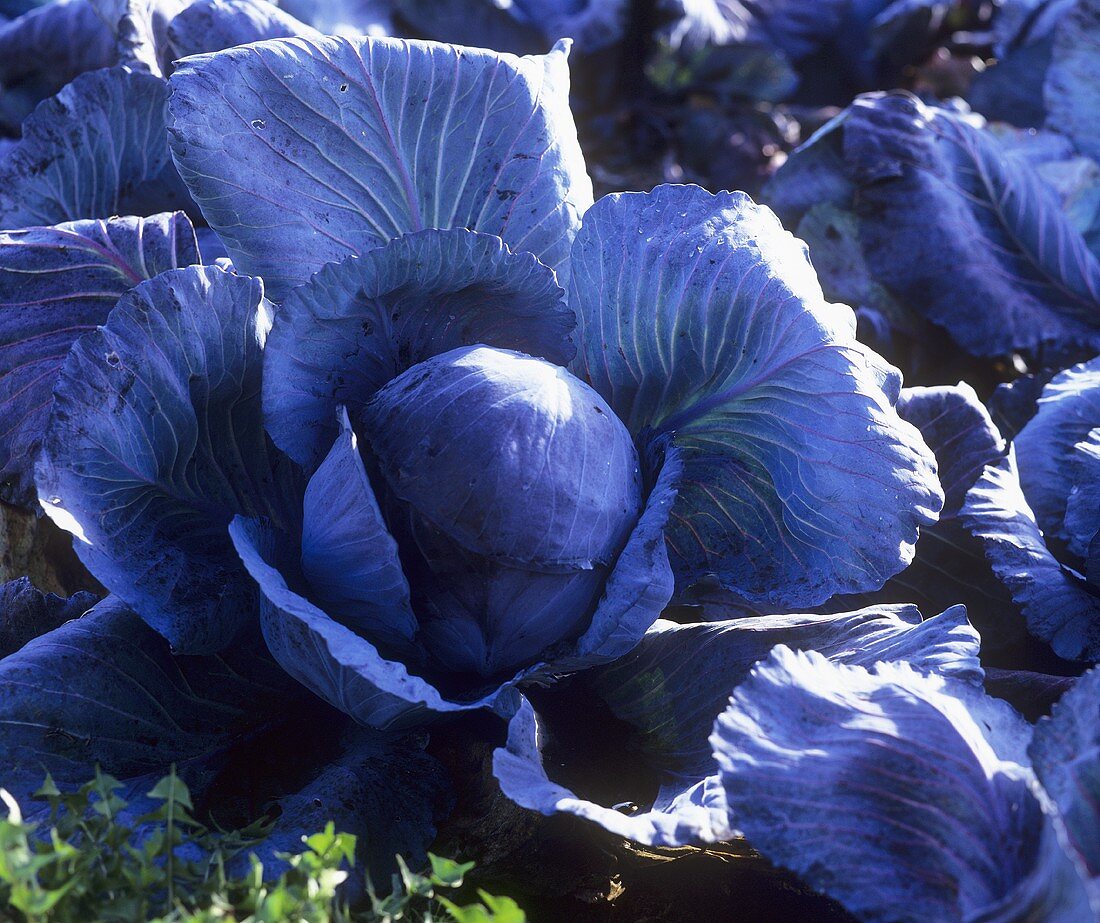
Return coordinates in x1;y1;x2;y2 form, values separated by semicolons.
1015;357;1100;543
0;212;198;507
712;648;1095;922
262;228;574;472
962;451;1100;662
167;0;321;59
0;577;96;659
0;66;197;227
36;265;300;654
1030;666;1100;878
569;183;941;606
0;0;116;133
494;603;983;849
0;595;291;804
167;36;592;299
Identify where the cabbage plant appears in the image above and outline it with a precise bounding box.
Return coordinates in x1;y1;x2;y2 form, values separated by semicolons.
0;34;940;730
766;91;1100;360
0;28;951;876
962;357;1100;662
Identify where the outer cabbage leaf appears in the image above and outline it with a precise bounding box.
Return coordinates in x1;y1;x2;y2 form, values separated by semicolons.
1030;666;1100;878
848;93;1100;356
569;183;941;606
1015;357;1100;542
167;0;321;59
962;451;1100;661
1045;0;1100;161
896;384;1007;516
712;648;1096;922
590;604;981;780
494;604;982;848
37;266;301;654
494;694;736;847
768;93;1100;357
167;36;592;299
0;0;117;133
0;66;196;227
0;595;292;804
263;227;574;471
0;577;97;659
0;212;199;507
824;384;1044;665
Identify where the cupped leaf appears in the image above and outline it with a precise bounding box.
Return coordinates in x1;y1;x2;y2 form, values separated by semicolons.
36;265;300;655
551;442;681;671
300;408;416;649
0;0;117;133
569;183;941;607
167;35;593;299
823;384;1041;665
0;577;97;659
0;212;199;507
962;451;1100;662
1030;666;1100;878
263;228;574;471
0;66;197;227
0;595;292;805
895;384;1007;517
495;602;983;849
712;648;1096;922
167;0;322;59
229;516;525;730
1015;357;1100;543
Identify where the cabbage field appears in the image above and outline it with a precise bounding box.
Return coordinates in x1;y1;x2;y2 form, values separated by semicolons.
0;1;1098;920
